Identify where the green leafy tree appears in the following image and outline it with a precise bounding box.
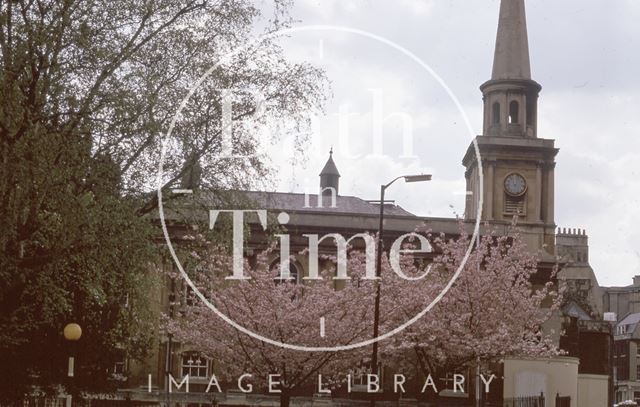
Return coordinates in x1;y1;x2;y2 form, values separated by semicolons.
0;0;325;401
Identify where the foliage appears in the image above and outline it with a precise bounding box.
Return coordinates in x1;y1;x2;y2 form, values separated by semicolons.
383;228;562;380
168;225;562;405
0;0;326;400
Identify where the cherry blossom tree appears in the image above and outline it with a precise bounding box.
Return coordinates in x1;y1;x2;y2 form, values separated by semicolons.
167;224;562;405
166;239;440;406
381;227;563;395
168;250;360;406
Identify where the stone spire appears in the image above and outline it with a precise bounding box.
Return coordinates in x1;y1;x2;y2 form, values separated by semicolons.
319;148;340;196
492;0;531;80
481;0;540;138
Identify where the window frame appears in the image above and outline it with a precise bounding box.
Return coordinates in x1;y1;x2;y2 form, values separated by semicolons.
181;351;209;380
271;258;303;284
492;102;501;125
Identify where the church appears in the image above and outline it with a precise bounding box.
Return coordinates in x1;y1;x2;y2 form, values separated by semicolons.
116;0;616;406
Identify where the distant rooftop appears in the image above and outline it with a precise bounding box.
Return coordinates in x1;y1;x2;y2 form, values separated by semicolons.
563;301;592;321
617;313;640;334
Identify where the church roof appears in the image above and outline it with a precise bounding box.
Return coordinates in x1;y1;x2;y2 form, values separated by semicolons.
492;0;532;80
159;190;416;222
319;152;340;177
239;190;413;217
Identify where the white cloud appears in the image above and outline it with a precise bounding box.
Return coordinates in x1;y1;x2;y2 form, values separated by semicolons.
395;0;434;16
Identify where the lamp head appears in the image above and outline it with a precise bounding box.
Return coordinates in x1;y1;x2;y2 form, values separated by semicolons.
63;323;82;341
404;174;432;183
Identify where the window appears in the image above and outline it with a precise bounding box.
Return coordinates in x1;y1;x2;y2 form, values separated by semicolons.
271;259;302;284
504;193;526;216
509;101;519;124
185;285;195;306
108;356;128;380
181;352;208;379
182;264;211;306
492;102;501;125
113;360;126;375
615;340;630;380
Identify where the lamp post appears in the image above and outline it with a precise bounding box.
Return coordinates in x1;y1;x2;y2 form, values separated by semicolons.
370;174;432;406
63;323;82;407
604;312;617;406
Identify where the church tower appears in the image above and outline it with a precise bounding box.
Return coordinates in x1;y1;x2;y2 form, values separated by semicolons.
463;0;559;251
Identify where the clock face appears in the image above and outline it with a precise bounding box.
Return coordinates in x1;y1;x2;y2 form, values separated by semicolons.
504;173;527;196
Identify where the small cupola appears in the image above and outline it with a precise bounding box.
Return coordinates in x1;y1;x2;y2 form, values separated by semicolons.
319;148;340;196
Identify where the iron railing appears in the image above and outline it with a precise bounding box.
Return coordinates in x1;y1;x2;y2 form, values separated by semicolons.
502;394;545;407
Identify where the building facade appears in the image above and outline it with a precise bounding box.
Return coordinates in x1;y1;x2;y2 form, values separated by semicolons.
110;0;614;406
604;278;640;404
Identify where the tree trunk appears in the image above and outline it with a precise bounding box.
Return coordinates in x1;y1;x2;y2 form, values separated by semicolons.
280;389;291;407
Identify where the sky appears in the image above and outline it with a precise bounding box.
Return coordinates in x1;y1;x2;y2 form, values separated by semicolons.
256;0;640;287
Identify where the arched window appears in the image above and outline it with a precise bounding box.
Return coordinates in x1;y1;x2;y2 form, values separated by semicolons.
271;258;302;284
509;101;519;124
492;102;501;125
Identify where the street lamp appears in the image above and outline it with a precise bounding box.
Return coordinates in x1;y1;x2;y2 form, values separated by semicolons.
64;323;82;407
370;174;432;406
604;312;617;406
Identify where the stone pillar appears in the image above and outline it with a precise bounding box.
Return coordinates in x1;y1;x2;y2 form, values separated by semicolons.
521;93;528;131
465;170;472;219
632;342;639;381
486;162;495;220
482;96;489;135
502;93;509;133
536;163;542;222
546;164;555;224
